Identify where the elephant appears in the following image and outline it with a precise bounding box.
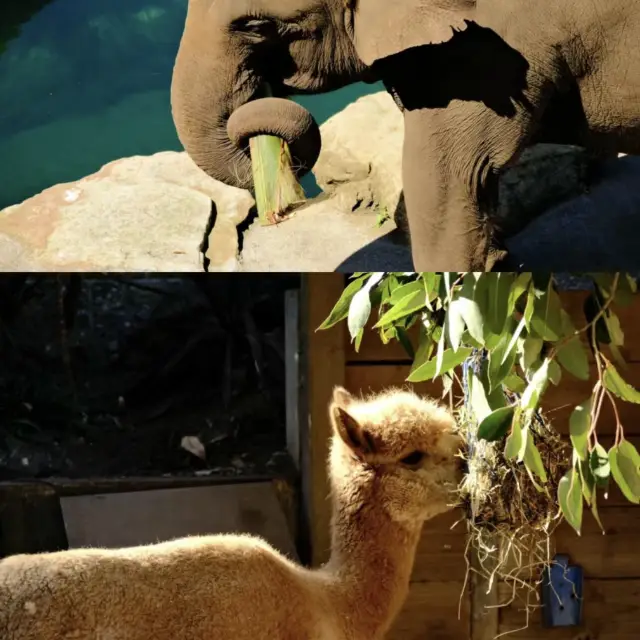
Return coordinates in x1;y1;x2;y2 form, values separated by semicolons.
171;0;640;271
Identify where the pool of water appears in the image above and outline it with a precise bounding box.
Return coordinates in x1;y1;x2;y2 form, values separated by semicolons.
0;0;382;209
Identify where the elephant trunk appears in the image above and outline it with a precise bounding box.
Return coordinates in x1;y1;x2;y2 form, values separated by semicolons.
170;16;320;190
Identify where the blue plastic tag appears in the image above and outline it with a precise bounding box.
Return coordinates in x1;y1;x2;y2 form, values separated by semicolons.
541;554;584;627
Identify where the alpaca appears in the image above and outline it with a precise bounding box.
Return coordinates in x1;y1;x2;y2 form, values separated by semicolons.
0;386;462;640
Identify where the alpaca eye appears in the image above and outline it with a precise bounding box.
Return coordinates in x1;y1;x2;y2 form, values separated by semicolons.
400;451;425;467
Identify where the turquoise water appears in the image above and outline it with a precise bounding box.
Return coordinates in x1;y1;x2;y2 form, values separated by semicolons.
0;0;381;209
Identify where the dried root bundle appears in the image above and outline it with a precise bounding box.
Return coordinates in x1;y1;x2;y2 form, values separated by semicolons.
455;401;571;621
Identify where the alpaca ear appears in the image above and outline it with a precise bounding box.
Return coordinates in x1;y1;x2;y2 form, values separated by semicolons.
331;405;377;457
351;0;477;66
332;385;353;407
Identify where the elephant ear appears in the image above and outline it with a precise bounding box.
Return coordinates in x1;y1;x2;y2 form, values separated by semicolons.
351;0;477;66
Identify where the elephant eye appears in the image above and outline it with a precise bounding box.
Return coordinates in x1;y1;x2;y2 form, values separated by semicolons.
233;17;278;39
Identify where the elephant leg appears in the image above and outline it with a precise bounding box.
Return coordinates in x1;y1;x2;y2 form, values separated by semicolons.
401;103;539;272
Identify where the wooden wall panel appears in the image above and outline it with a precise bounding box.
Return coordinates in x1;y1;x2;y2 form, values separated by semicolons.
411;511;468;582
498;580;640;639
553;508;640;578
388;581;470;640
301;274;346;566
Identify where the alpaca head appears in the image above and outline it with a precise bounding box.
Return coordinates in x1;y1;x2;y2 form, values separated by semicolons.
329;386;463;525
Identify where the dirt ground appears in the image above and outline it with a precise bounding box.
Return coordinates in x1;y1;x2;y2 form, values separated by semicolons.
0;274;299;480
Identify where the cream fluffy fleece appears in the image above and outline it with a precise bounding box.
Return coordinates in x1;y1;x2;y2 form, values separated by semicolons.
0;386;462;640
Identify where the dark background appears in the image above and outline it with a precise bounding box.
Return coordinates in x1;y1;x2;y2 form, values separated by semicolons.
0;274;300;480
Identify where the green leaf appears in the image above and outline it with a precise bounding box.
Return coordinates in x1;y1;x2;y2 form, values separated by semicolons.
590;443;611;482
348;288;373;340
531;281;564;341
516;424;530;463
435;327;446;377
354;327;364;351
473;272;490;305
488;273;514;336
610;440;640;503
441;372;454;398
602;308;624;347
548;359;562;386
521;358;550;411
577;453;605;530
410;326;434;374
374;288;426;328
583;293;613;345
569;399;592;461
590;492;605;533
487;385;508;410
557;336;590;381
446;300;467;351
388;278;423;305
346;273;383;340
523;284;536;331
478;406;515;442
504;416;524;460
407;347;473;382
450;274;485;346
488;318;519;391
379;273;399;307
620;439;640;467
508;272;532;315
521;336;543;372
443;271;454;297
603;361;640;403
470;372;492;423
524;432;548;483
609;444;640;504
558;469;584;535
503;373;527;393
578;457;594;505
484;332;502;350
503;315;527;365
318;274;368;329
422;272;441;311
555;306;590;381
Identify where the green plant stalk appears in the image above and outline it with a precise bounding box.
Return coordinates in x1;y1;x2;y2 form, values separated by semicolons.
249;134;306;225
248;82;306;225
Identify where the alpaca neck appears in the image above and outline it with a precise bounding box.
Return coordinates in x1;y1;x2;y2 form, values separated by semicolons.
321;479;423;637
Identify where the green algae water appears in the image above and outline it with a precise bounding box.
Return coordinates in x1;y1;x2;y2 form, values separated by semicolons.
0;0;381;209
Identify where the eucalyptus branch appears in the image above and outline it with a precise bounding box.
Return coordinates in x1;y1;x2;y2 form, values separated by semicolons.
588;325;606;447
604;387;624;446
325;270;640;535
548;273;620;360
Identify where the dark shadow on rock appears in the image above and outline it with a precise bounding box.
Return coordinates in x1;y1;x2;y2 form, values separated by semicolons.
371;21;532;117
336;227;412;272
504;156;640;270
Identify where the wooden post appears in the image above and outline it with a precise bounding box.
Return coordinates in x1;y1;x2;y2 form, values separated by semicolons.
298;273;346;567
470;544;500;640
285;288;301;470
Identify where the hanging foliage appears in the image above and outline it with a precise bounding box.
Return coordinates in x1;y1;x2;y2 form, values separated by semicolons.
320;272;640;536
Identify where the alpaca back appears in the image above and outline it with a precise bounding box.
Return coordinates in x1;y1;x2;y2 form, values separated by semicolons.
0;535;332;640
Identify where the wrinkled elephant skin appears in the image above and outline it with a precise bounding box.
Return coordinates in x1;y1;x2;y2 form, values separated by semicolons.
172;0;640;271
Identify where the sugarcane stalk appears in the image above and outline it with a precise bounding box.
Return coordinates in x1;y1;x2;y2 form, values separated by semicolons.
248;85;307;225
